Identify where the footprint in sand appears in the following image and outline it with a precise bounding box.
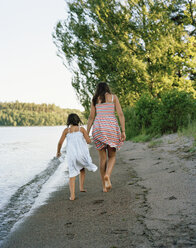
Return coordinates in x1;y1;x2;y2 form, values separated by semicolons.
64;222;72;227
66;233;75;239
168;196;177;200
93;199;104;204
100;211;107;215
111;229;128;234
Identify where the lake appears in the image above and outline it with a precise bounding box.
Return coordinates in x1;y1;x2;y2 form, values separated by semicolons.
0;126;69;243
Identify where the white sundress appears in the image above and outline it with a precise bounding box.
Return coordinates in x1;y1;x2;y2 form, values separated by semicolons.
66;127;97;178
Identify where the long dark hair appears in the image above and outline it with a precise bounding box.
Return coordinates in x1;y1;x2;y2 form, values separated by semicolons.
67;113;83;126
92;82;111;106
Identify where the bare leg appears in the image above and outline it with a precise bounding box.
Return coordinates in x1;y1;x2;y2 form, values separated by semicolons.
104;146;116;191
69;177;76;200
79;168;86;192
106;146;116;177
98;148;107;192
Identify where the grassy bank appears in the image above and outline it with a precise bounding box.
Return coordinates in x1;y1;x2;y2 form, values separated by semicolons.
123;89;196;143
178;121;196;151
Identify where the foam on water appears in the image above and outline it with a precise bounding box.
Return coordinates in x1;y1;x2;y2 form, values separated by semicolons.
0;153;69;243
0;126;69;244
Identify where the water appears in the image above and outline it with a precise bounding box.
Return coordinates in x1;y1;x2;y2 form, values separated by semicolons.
0;126;69;244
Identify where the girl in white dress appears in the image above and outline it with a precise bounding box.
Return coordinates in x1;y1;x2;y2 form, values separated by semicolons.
56;113;97;200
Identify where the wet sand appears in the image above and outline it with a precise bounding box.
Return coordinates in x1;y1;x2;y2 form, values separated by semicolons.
1;134;196;248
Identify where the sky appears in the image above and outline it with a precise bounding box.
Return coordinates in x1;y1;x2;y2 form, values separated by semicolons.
0;0;84;111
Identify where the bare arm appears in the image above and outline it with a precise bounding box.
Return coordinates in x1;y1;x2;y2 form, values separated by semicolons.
114;95;126;141
56;128;68;157
81;127;92;144
87;102;96;134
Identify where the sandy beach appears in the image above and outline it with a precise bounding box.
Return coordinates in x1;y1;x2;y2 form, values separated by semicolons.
1;134;196;248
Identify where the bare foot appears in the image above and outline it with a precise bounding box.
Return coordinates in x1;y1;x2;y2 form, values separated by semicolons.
69;196;75;201
104;175;112;191
103;188;107;193
80;189;87;192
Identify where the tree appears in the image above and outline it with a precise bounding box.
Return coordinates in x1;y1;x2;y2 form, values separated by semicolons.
53;0;196;114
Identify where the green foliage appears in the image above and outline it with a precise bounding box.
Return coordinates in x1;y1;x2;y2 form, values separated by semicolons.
178;120;196;141
134;94;160;130
148;140;163;148
123;107;140;139
53;0;196;112
152;90;196;133
132;134;153;143
178;120;196;152
124;90;196;140
0;101;84;126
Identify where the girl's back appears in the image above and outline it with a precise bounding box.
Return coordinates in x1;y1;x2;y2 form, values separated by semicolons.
65;125;97;178
66;127;88;156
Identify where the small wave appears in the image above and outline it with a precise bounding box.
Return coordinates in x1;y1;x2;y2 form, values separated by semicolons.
0;156;63;243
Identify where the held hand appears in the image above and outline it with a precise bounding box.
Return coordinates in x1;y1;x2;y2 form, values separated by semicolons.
56;152;61;158
121;132;126;142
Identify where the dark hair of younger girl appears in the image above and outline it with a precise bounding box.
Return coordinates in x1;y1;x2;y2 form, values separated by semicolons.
67;113;83;126
92;82;111;106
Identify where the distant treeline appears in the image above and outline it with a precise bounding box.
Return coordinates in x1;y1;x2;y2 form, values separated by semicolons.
0;101;84;126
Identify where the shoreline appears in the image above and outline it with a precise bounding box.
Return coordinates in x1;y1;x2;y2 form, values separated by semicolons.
1;134;196;248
